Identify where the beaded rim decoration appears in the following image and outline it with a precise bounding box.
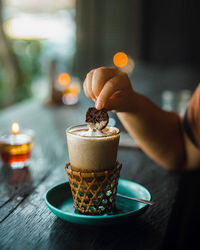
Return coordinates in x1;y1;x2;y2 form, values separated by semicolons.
65;162;122;215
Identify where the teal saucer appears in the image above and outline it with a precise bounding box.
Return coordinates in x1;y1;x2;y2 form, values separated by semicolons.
45;179;151;226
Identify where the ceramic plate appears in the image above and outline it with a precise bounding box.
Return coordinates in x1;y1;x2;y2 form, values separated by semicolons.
45;179;151;225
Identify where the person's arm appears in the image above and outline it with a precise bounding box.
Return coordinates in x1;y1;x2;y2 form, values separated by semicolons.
183;129;200;170
83;67;200;170
117;92;186;170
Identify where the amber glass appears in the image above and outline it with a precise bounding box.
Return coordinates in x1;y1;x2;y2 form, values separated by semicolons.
0;133;34;168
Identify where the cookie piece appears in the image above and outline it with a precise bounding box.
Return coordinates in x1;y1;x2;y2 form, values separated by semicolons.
85;107;109;130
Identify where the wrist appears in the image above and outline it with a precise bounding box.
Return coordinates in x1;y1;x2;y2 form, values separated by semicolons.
116;90;138;114
128;90;138;113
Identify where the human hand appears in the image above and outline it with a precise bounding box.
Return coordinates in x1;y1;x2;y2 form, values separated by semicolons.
83;67;135;112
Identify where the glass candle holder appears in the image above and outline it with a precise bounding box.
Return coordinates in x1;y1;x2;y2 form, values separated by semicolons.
0;132;34;169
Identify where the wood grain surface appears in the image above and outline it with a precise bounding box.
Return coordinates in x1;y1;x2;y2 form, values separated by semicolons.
0;64;199;250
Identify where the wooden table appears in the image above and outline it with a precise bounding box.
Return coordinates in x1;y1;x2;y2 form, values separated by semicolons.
0;64;200;249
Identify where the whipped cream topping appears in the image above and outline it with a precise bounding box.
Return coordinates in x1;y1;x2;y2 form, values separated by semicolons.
71;126;117;137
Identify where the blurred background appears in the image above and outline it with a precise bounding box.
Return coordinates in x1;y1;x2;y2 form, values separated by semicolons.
0;0;200;112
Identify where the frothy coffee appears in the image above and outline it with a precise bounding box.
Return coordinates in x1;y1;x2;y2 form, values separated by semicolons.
66;125;120;172
71;127;117;137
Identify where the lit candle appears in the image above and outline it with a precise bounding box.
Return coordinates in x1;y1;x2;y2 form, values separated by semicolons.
0;122;34;168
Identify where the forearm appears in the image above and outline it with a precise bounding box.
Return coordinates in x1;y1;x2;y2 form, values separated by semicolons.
117;92;186;170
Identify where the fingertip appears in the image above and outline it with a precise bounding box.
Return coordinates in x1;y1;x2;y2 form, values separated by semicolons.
95;99;103;110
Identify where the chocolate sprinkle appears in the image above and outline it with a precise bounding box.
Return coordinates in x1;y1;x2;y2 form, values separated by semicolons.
85;107;109;130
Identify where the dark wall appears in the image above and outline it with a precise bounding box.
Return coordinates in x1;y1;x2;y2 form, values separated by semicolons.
74;0;200;78
143;0;200;65
74;0;142;78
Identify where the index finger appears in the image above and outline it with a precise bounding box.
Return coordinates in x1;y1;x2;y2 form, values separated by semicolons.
92;67;119;97
95;75;120;110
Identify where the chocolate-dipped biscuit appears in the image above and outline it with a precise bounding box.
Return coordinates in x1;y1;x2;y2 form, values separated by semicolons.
85;107;109;130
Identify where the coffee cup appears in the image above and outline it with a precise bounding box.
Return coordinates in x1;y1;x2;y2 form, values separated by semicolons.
65;124;121;214
66;124;120;172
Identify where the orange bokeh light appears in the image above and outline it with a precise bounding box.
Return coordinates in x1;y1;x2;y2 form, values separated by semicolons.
62;82;81;105
11;121;20;135
58;72;71;87
62;85;80;95
113;52;128;68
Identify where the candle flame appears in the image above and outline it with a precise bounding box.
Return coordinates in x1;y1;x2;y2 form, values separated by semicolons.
11;121;20;135
58;72;71;87
113;52;128;68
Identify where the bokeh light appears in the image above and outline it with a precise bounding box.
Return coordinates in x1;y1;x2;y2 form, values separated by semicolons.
62;81;81;105
113;52;128;68
58;72;71;87
120;57;135;74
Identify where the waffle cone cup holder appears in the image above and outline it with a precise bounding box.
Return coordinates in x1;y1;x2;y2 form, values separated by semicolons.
65;161;122;215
